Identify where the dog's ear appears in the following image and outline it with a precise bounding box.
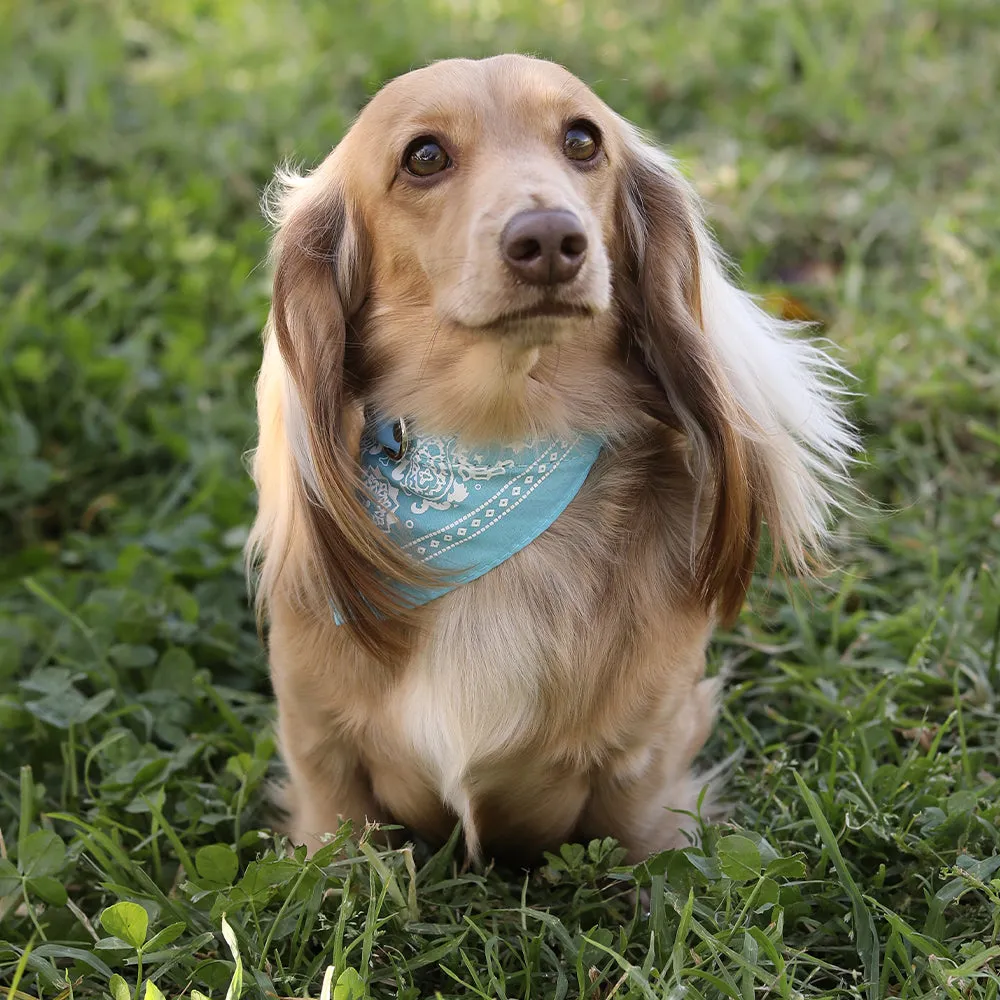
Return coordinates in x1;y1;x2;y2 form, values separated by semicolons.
251;161;433;660
616;129;856;623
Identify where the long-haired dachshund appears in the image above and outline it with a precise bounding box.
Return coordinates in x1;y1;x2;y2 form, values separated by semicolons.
247;54;855;864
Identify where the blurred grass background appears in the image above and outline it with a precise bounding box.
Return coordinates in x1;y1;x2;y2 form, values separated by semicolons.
1;1;999;997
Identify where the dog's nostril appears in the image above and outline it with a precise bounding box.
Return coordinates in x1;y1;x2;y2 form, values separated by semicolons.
561;232;587;258
508;236;542;262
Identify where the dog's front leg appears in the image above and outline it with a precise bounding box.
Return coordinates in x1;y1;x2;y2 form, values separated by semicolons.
580;675;722;862
268;607;391;855
275;713;388;855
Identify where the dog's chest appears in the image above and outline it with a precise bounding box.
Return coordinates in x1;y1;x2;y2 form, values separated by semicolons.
391;618;550;802
384;537;620;809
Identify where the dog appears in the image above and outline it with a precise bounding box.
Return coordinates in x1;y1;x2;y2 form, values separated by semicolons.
246;54;855;864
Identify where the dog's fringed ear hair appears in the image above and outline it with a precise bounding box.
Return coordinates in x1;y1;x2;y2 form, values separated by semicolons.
616;127;856;623
247;158;434;661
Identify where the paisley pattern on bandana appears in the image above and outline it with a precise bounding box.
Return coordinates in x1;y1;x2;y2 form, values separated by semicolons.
333;417;603;620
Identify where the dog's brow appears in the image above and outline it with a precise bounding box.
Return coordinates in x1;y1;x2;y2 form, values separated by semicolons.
377;108;453;146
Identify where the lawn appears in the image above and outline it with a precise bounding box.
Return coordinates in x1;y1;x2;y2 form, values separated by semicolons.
1;1;998;997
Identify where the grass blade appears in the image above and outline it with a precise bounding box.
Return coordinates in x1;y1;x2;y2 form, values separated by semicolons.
794;771;880;1000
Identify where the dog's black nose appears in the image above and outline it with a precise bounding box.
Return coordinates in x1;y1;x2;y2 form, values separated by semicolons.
501;209;587;285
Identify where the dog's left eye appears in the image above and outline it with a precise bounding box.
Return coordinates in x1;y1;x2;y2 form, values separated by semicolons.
563;121;601;162
404;137;451;177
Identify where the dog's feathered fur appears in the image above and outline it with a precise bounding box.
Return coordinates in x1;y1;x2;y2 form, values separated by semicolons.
247;55;855;862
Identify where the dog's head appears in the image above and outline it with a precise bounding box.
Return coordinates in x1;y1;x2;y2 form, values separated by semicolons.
252;55;855;656
269;57;644;441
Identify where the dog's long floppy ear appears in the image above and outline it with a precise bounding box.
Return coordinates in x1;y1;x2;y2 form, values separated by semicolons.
616;127;856;622
247;158;433;660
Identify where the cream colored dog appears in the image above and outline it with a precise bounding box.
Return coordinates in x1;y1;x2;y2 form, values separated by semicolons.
247;54;854;864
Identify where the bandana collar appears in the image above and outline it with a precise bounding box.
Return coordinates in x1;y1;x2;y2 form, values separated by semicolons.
338;415;603;617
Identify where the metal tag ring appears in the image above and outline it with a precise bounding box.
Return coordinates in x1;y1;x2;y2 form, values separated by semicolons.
382;417;409;461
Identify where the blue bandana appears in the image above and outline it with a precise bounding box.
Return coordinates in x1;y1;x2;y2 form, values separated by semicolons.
335;417;603;619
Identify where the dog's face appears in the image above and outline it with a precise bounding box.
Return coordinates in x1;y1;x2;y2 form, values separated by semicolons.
347;57;618;337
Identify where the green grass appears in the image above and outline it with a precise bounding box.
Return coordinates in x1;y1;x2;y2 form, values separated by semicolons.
1;1;999;997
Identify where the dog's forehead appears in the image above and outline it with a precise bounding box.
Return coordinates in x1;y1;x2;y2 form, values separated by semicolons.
357;55;602;139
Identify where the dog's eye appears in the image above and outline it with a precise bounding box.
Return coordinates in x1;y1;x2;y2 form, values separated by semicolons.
403;137;450;177
563;121;600;162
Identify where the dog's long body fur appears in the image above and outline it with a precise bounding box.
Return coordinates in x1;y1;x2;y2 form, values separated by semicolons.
248;55;855;862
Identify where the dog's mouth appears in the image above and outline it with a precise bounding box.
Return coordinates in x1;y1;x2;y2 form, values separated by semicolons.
472;301;595;335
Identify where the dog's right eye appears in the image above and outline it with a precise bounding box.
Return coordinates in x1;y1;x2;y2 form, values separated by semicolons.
403;137;451;177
